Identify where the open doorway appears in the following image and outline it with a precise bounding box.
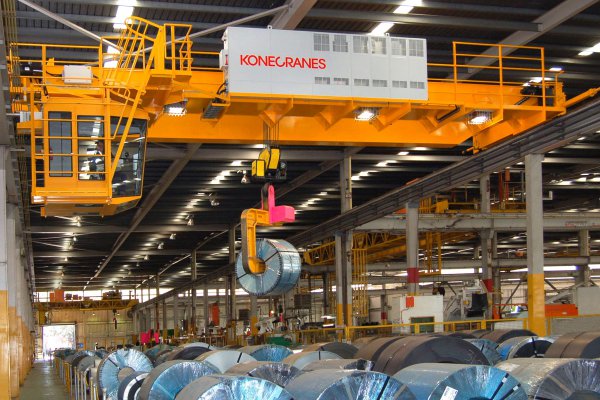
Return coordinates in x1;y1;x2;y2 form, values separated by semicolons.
42;324;76;360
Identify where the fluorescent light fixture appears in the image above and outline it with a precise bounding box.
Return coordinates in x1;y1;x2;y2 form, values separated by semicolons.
359;171;371;177
397;151;409;156
549;66;563;72
166;106;185;116
169;233;176;240
351;175;360;181
579;49;594;56
230;160;243;167
393;0;421;14
114;5;134;30
355;108;378;121
376;161;389;167
318;191;328;196
369;22;394;36
467;110;492;125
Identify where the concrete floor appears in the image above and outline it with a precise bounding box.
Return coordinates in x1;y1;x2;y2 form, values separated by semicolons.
19;360;69;399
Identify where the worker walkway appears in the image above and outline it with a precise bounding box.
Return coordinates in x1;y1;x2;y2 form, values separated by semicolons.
19;360;69;399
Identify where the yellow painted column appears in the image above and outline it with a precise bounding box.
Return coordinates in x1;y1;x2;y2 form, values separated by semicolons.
525;154;547;336
0;291;10;400
9;307;20;396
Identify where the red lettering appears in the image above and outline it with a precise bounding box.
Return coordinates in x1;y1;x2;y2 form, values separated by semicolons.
239;54;328;70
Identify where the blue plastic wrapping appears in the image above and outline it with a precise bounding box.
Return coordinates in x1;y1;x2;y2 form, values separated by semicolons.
195;350;257;373
282;350;342;370
144;344;175;362
117;371;149;400
285;369;416;400
96;348;153;400
240;345;292;362
464;339;502;365
496;336;553;360
175;374;292;400
497;358;600;399
301;358;374;372
167;342;216;362
395;363;526;400
137;360;219;400
226;361;301;387
236;239;301;296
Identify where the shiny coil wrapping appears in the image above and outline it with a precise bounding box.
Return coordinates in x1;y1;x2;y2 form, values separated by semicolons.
236;239;301;296
117;371;148;400
144;345;175;363
465;339;502;365
96;348;153;400
137;360;219;400
174;374;292;400
302;342;358;359
283;350;342;370
301;358;374;372
497;358;600;399
195;350;256;373
76;355;100;374
155;351;174;366
226;361;301;387
285;369;416;400
394;363;527;400
372;336;488;375
240;345;292;362
497;336;554;360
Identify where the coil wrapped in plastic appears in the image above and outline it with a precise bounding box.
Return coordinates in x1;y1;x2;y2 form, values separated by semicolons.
137;360;219;400
354;336;403;363
240;345;292;362
166;343;215;362
195;350;256;373
236;239;301;296
497;358;600;399
394;363;527;400
480;329;536;344
117;371;148;400
497;336;553;360
545;331;600;358
373;336;489;375
55;348;76;359
226;361;301;387
70;350;96;367
285;369;416;400
76;355;100;375
155;351;174;366
464;339;502;365
96;348;153;400
174;374;292;400
302;358;374;372
283;350;342;370
302;342;358;359
144;344;175;363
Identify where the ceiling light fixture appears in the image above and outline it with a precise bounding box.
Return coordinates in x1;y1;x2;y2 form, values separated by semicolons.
549;66;563;72
144;254;149;261
187;217;194;226
157;242;164;250
467;110;492;125
355;108;379;121
230;160;243;167
169;233;176;240
369;22;394;36
397;151;409;156
113;2;134;30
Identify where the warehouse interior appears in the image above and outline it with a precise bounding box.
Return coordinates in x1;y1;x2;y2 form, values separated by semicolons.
2;0;600;399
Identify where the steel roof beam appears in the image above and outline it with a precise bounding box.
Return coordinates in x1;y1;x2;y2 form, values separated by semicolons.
27;224;229;234
34;249;199;257
270;0;317;29
357;212;600;233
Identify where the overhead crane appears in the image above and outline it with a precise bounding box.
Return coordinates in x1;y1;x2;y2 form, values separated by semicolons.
9;17;569;296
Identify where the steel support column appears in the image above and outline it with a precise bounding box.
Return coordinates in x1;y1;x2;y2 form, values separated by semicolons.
480;175;493;318
250;295;258;336
203;282;209;335
406;201;419;295
492;232;502;318
190;251;197;337
577;229;591;286
339;155;353;326
525;154;546;335
227;225;236;324
172;298;179;338
162;301;167;342
155;276;160;334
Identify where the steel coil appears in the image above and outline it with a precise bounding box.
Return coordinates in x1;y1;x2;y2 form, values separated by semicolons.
461;330;490;339
138;360;219;400
545;331;600;358
464;339;502;365
240;345;292;362
351;336;379;349
144;345;175;363
195;350;256;373
76;355;100;374
96;348;153;400
394;363;526;400
480;329;536;344
282;350;342;370
118;371;148;400
236;239;301;296
155;351;174;366
497;358;600;399
302;342;358;359
166;343;215;362
302;358;374;372
497;336;554;360
430;331;476;339
374;336;489;375
175;375;292;400
226;361;301;387
354;336;402;363
285;369;416;400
